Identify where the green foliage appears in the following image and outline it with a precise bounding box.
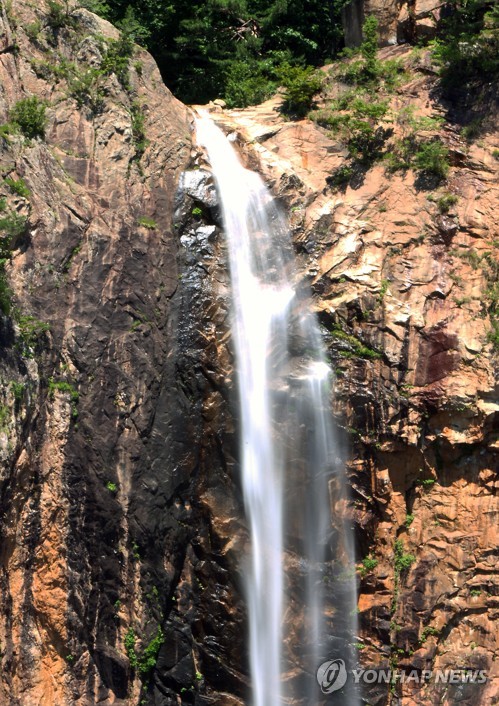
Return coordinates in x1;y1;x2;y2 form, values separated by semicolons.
331;326;382;360
26;20;42;41
124;628;138;668
328;164;353;188
79;0;111;17
106;481;118;493
87;0;350;105
138;627;164;676
360;555;378;577
48;378;79;418
0;268;12;315
347;120;390;163
312;92;391;173
0;213;27;313
394;539;415;574
309;108;344;130
384;107;446;174
10;381;25;403
420;626;439;643
351;97;388;121
461;118;483;142
311;93;388;131
0;405;10;429
224;54;281;108
360;15;379;80
436;193;458;213
484;251;499;351
0;213;28;243
0;123;16;141
405;513;415;528
15;315;50;356
279;64;323;118
131;541;140;560
339;16;403;88
378;279;389;302
102;33;135;89
48;378;78;400
4;177;30;199
432;0;499;91
31;55;73;83
137;217;157;230
67;67;105;114
46;0;76;31
125;625;164;677
413;140;450;179
488;320;499;350
10;97;47;140
130;102;149;159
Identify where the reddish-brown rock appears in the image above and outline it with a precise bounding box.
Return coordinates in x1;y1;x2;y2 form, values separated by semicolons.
205;47;498;704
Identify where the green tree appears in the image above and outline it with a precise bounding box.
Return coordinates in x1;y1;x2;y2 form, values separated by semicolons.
360;15;379;79
84;0;350;105
432;0;499;91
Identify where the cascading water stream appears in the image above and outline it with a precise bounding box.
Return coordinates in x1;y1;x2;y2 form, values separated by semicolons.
195;116;359;706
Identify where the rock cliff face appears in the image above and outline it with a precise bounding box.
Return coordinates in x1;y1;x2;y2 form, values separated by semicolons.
207;46;498;704
0;2;497;706
343;0;458;46
0;2;215;704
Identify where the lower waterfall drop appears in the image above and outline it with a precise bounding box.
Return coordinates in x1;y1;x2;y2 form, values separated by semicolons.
195;116;359;706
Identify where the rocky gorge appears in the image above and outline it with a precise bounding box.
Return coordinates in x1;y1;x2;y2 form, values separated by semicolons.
0;1;497;705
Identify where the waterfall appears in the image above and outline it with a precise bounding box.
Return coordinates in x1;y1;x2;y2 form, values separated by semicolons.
195;116;359;706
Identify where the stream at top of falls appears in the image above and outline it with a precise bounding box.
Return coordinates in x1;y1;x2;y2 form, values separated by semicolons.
195;115;359;706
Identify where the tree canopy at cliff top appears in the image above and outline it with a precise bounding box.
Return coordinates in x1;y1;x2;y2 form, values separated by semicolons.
82;0;498;107
83;0;348;104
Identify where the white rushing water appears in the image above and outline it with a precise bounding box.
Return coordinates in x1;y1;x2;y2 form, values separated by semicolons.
196;116;358;706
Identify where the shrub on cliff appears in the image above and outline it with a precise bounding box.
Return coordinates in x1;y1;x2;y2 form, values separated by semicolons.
280;64;323;118
10;97;47;140
413;140;450;179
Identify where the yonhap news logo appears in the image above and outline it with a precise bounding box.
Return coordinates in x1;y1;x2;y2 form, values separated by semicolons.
316;659;487;694
316;659;348;694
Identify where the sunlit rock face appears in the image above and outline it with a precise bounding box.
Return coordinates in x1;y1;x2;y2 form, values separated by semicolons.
207;63;498;704
342;0;454;46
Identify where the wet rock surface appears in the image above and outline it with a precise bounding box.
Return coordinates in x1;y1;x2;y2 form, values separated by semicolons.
0;2;245;705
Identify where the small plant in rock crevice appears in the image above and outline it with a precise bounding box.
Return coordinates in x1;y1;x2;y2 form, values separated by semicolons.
394;539;415;574
137;216;157;229
130;101;149;160
48;378;79;419
124;625;165;678
4;177;30;199
15;315;50;357
360;555;378;577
